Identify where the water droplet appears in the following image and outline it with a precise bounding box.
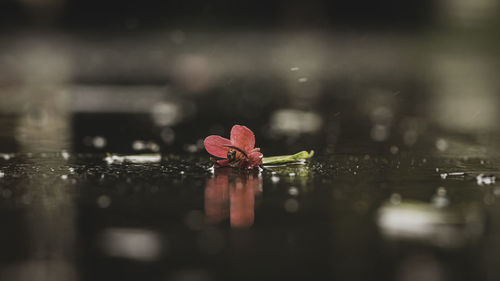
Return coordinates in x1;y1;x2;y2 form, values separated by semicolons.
61;174;68;180
0;171;4;178
207;166;214;174
290;67;300;71
476;174;495;186
298;77;308;83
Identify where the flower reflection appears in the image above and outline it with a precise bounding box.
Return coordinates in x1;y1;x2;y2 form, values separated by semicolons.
204;168;262;228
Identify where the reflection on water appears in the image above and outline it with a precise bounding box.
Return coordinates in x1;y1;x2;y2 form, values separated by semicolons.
0;162;77;280
100;227;162;262
377;200;484;248
205;168;262;228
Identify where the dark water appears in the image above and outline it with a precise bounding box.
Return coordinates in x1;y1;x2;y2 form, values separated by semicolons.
1;140;500;281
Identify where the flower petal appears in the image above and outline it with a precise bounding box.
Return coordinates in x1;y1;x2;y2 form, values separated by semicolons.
216;159;230;167
230;125;255;153
204;136;232;158
246;151;263;169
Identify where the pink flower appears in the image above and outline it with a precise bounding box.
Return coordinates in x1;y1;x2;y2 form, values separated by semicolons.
204;125;263;169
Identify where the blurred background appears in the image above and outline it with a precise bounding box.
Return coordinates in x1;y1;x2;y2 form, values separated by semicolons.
1;1;500;281
0;0;499;155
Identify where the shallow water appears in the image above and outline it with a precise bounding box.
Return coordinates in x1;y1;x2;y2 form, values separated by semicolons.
0;148;499;281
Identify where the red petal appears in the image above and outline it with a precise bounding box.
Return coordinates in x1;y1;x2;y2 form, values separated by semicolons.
246;151;263;169
230;125;255;153
204;136;232;158
216;159;230;167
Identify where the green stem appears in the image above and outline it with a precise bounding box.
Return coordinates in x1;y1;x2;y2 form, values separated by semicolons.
262;150;314;165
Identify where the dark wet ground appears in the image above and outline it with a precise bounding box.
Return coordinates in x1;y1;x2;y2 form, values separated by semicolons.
1;149;500;281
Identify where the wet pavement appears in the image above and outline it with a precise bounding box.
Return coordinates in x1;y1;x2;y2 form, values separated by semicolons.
1;129;500;281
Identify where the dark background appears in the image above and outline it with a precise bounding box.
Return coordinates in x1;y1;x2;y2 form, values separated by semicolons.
1;0;434;30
